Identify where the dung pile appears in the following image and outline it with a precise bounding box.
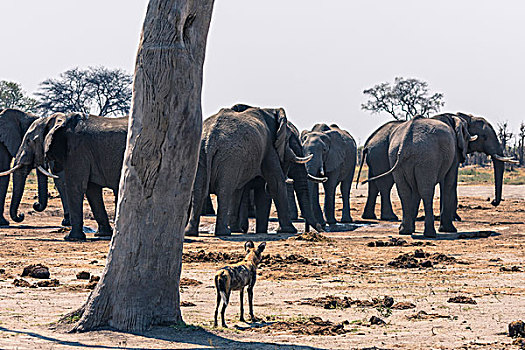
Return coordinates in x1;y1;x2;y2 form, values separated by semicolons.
388;249;456;268
183;250;243;263
292;231;331;242
21;264;50;279
293;295;401;310
368;238;435;247
256;316;349;336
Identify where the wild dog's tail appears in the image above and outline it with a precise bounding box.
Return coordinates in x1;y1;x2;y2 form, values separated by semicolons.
215;273;229;305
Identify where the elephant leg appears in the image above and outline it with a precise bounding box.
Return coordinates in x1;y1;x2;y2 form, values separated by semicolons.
261;154;296;234
63;175;87;241
378;177;398;221
439;168;458;233
0;148;11;226
85;183;112;237
340;179;353;223
394;177;415;235
323;177;338;225
309;181;325;226
238;187;250;233
53;174;71;226
185;165;208;237
287;183;298;220
228;188;245;233
215;186;233;236
362;174;379;220
254;184;271;233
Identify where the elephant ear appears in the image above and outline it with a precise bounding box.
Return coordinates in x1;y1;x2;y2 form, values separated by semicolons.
43;114;69;162
324;130;346;173
274;108;288;164
0;110;23;157
453;117;471;163
300;130;309;143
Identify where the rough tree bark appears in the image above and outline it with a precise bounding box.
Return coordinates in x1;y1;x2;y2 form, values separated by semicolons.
73;0;215;332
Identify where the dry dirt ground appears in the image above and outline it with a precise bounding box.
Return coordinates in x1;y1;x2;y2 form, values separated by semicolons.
0;177;524;349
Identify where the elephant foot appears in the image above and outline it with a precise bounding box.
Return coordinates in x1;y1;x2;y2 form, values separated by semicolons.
340;216;353;224
326;219;337;226
61;215;71;227
380;214;399;222
95;227;113;237
0;216;9;227
423;230;437;238
215;227;231;236
361;212;377;220
184;225;199;237
64;230;87;241
398;224;414;235
277;224;297;234
438;224;457;233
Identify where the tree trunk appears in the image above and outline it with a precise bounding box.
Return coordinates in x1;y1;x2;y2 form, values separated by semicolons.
73;0;214;332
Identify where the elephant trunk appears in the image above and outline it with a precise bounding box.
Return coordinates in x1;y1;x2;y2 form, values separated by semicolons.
491;158;504;206
10;166;31;222
290;164;323;232
33;170;49;212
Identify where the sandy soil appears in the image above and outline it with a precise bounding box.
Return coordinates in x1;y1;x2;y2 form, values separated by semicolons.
0;181;524;349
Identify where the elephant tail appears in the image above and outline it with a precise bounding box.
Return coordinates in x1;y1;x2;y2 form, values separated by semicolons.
361;150;402;185
355;147;368;189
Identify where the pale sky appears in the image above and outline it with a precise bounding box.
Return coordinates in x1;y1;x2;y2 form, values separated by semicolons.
1;0;524;144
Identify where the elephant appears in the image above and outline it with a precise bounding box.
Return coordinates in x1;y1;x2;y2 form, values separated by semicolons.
301;123;357;226
185;104;312;237
358;112;518;222
364;116;477;237
231;121;324;234
358;120;403;221
0;109;69;227
6;112;128;241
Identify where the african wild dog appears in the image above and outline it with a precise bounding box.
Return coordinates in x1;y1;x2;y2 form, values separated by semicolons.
214;240;266;328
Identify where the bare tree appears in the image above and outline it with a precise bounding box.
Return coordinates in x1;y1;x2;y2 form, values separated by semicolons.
0;81;39;112
72;0;215;332
37;67;132;116
497;121;513;155
518;122;525;166
362;77;444;120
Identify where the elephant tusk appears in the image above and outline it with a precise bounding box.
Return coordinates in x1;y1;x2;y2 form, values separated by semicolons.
294;154;313;164
469;135;478;141
0;164;22;177
492;154;519;164
285;178;294;184
37;166;60;179
320;166;325;176
307;173;328;183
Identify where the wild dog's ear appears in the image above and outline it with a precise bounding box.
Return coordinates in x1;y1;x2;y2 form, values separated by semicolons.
244;240;255;251
257;242;266;254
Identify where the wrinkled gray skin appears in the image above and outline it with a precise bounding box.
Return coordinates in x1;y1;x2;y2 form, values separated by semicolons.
359;113;509;221
231;122;324;234
302;124;357;226
185;104;305;236
11;113;127;241
366;116;474;237
0;109;69;227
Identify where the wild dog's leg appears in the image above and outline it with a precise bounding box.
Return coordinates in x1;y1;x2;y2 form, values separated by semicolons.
239;287;245;322
221;289;231;328
214;275;221;327
248;286;256;321
214;286;221;327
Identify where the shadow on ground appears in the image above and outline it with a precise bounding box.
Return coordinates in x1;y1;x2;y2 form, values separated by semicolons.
0;325;327;350
411;230;500;240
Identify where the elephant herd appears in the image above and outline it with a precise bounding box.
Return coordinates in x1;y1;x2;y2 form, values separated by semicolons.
0;106;518;240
